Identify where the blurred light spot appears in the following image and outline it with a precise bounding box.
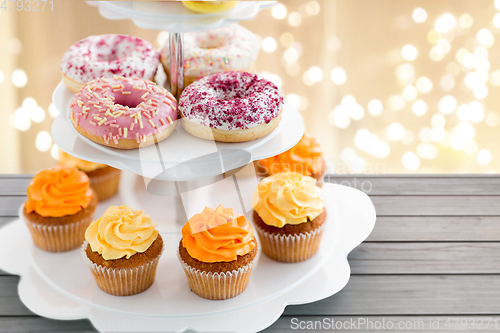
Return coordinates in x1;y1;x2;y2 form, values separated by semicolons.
403;85;418;101
402;152;420;171
464;72;484;89
458;13;473;29
12;69;27;87
303;66;323;85
494;13;500;28
348;104;364;120
417;143;438;159
455;48;468;63
329;105;350;128
457;104;471;121
469;101;485;123
11;107;30;131
420;127;432;143
259;72;282;88
330;66;346;85
388;122;404;140
437;39;451;54
288;12;302;26
477;149;491;165
416;76;433;93
440;75;455;91
438;95;457;115
355;129;390;158
474;46;488;58
402;129;414;144
473;84;488;100
280;32;294;47
262;37;277;53
49;103;59;118
340;148;366;173
412;99;427;116
430;127;446;142
327;36;341;52
435;13;456;33
387;95;406;111
446;62;461;77
395;63;415;85
475;58;490;73
486;111;500;127
0;71;3;84
272;3;287;19
464;141;478;155
395;15;412;30
285;63;300;76
340;148;356;162
156;31;168;47
342;95;356;106
401;44;418;61
22;98;45;123
412;7;427;23
451;122;476;150
305;1;320;15
461;53;477;69
284;47;299;63
477;28;494;47
427;30;442;44
285;93;301;110
432;114;446;127
368;99;383;116
50;144;59;160
36;131;52;152
489;70;500;86
7;38;21;54
495;0;500;10
430;46;445;61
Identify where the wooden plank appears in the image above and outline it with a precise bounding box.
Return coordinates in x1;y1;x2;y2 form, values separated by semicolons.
0;276;32;316
372;196;500;216
283;275;500;316
0;317;95;332
265;316;500;332
327;176;500;195
0;197;25;217
349;243;500;274
368;216;500;241
0;178;30;196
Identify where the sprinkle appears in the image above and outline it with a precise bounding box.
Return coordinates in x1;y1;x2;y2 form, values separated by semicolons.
112;136;119;145
129;113;137;118
136;133;140;143
123;128;128;138
104;135;110;144
109;95;115;100
113;88;123;92
122;91;131;95
134;117;138;124
94;116;103;121
87;80;95;85
110;124;120;128
98;117;107;126
142;135;146;143
82;106;90;113
101;78;108;83
133;77;140;80
133;86;142;90
94;105;102;109
104;120;116;125
88;101;99;105
113;75;118;80
77;100;84;107
141;92;149;100
70;112;74;121
139;118;143;129
160;118;166;126
148;119;155;128
89;120;97;126
143;112;151;119
167;116;173;125
130;123;134;131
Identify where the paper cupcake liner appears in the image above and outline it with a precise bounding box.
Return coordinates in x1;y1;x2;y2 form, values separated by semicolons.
255;223;325;263
24;214;93;252
81;241;163;296
177;251;255;300
88;169;121;201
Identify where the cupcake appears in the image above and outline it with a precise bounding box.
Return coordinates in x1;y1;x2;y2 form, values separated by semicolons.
178;204;257;300
82;205;163;296
23;165;98;252
59;150;121;201
252;172;326;263
255;134;326;185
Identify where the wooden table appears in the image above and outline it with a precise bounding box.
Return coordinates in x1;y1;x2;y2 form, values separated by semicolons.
1;174;500;332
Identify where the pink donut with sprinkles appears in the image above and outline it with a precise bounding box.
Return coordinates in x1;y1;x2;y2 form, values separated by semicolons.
61;34;160;94
178;71;284;142
70;76;177;150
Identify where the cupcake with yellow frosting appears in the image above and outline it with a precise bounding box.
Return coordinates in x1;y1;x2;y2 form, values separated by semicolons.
58;150;121;201
83;205;163;296
23;165;98;252
252;172;326;263
182;1;238;14
255;134;326;185
178;204;257;300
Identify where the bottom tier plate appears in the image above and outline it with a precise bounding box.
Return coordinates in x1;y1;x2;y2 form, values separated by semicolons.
0;180;376;332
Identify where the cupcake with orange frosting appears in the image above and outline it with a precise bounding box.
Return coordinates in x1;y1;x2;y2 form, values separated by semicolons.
255;134;326;185
252;172;326;263
23;165;98;252
82;205;163;296
178;204;257;300
58;150;121;201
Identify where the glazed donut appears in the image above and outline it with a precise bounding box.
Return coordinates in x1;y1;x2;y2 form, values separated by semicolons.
61;34;160;94
178;71;284;143
161;24;259;87
69;76;177;150
182;1;238;13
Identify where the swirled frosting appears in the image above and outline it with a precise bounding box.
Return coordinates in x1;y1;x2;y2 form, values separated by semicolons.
58;149;107;173
258;134;324;176
25;165;93;217
85;205;159;260
252;172;324;228
182;205;255;263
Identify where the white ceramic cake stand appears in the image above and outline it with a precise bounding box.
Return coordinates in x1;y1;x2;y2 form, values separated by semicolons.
0;180;376;333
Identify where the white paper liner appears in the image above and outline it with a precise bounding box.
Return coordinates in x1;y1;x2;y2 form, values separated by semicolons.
24;213;94;252
255;223;325;263
88;168;121;201
177;250;255;300
81;241;163;296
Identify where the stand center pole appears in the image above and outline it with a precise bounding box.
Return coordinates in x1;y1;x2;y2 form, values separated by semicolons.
169;32;184;99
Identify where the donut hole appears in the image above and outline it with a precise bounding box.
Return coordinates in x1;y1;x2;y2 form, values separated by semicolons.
113;94;143;109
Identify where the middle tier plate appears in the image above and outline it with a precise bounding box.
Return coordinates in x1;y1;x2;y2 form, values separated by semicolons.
51;82;304;181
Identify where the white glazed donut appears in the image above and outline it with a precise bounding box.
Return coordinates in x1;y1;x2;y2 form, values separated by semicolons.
178;71;284;143
161;24;259;86
61;34;160;93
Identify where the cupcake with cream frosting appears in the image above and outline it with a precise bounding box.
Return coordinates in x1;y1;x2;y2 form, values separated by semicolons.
252;172;326;263
83;205;163;296
178;204;257;300
255;134;326;185
58;150;121;201
23;165;98;252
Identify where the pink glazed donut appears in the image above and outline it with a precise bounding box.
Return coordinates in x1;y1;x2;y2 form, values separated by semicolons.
70;76;177;149
61;34;160;94
178;71;284;142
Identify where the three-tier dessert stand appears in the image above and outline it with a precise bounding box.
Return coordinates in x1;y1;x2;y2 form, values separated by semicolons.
0;2;377;332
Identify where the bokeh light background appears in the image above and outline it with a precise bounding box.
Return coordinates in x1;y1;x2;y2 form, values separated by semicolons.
1;0;500;174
